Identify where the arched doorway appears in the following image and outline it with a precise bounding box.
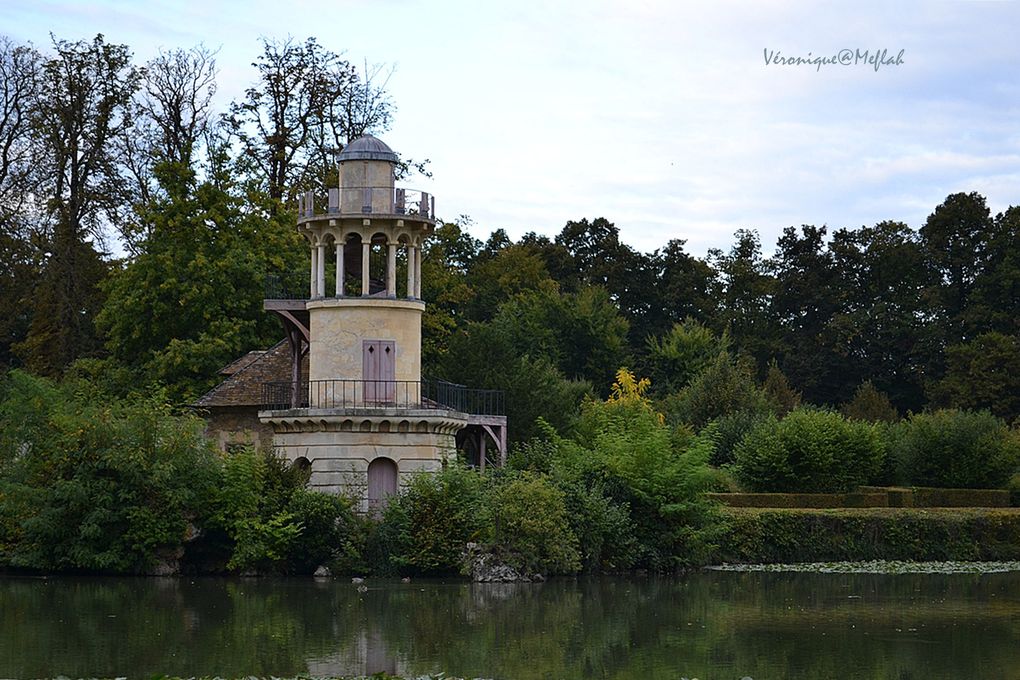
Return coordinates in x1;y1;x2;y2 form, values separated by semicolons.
367;457;398;516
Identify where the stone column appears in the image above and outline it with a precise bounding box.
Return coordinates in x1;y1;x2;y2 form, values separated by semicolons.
406;245;416;300
335;241;345;297
386;242;397;297
309;246;318;298
316;244;326;299
414;244;422;299
361;241;371;296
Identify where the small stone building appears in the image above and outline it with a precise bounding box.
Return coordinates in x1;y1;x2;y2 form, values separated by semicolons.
195;341;307;452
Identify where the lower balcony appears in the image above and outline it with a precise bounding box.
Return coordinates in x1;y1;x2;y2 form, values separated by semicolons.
260;379;505;417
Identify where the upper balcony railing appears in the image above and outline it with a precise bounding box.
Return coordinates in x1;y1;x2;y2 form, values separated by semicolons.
297;187;435;222
265;272;309;300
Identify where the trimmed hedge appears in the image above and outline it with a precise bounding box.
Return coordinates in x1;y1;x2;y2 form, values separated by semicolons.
712;488;1012;509
912;487;1011;508
857;486;1011;508
707;492;889;508
716;507;1020;563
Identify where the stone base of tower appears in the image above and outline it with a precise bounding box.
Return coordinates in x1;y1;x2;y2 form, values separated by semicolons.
259;407;468;513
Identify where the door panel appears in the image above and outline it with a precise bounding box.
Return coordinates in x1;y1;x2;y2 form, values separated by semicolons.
367;457;398;516
363;340;396;402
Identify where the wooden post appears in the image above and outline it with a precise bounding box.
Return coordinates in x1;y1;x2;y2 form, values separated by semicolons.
479;431;487;473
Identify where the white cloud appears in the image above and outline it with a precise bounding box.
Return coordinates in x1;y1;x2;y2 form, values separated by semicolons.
3;0;1018;256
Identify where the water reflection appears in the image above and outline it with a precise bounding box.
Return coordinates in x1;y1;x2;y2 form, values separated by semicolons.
1;572;1018;679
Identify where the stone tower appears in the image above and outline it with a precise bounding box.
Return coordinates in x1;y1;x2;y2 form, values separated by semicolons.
259;135;506;513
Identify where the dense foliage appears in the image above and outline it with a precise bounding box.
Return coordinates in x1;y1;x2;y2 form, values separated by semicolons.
889;410;1020;489
732;409;886;493
0;371;217;571
0;371;356;574
1;33;1018;577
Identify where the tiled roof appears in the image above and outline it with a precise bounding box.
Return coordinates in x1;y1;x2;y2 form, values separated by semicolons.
217;350;266;376
195;340;307;408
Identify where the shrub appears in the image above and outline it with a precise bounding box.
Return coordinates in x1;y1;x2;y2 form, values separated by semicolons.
486;472;581;575
554;477;636;571
661;353;770;430
285;489;358;574
555;369;724;569
206;447;305;573
383;463;486;574
0;370;219;573
717;508;1020;563
761;361;801;416
842;381;899;423
644;318;730;395
733;408;885;493
889;409;1019;489
704;409;771;467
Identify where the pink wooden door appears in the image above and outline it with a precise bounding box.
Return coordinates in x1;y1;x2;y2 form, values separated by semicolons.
367;457;398;516
363;340;395;402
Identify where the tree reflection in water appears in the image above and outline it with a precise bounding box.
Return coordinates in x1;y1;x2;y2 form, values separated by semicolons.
1;572;1019;679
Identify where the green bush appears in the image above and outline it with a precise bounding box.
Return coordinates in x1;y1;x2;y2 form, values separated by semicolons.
761;361;801;416
733;408;885;493
285;489;358;574
206;447;303;573
661;353;770;430
889;410;1019;488
842;381;899;423
555;478;636;570
644;318;730;395
553;370;724;569
0;370;219;573
486;472;581;575
382;463;486;574
704;409;771;467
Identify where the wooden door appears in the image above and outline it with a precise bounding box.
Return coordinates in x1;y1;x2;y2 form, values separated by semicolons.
367;457;398;516
363;340;395;403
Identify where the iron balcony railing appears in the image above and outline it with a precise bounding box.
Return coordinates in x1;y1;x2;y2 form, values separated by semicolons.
261;379;505;416
297;186;435;221
265;273;310;300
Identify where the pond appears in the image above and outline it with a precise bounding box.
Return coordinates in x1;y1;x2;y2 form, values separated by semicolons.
1;570;1019;679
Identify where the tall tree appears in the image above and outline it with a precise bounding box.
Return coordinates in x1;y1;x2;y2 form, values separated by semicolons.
969;205;1020;336
920;192;994;347
97;156;305;402
0;37;42;220
768;225;845;403
226;37;392;208
120;45;218;249
14;35;140;375
829;221;930;411
0;37;43;367
552;217;655;348
648;238;716;339
707;229;778;371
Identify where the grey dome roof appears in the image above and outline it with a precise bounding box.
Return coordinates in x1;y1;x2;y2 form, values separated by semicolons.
338;135;398;162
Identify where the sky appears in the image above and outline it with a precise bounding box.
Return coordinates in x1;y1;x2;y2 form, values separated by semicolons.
2;0;1018;256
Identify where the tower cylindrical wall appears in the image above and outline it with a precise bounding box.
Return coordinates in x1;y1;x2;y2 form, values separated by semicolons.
306;298;424;383
339;160;395;214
